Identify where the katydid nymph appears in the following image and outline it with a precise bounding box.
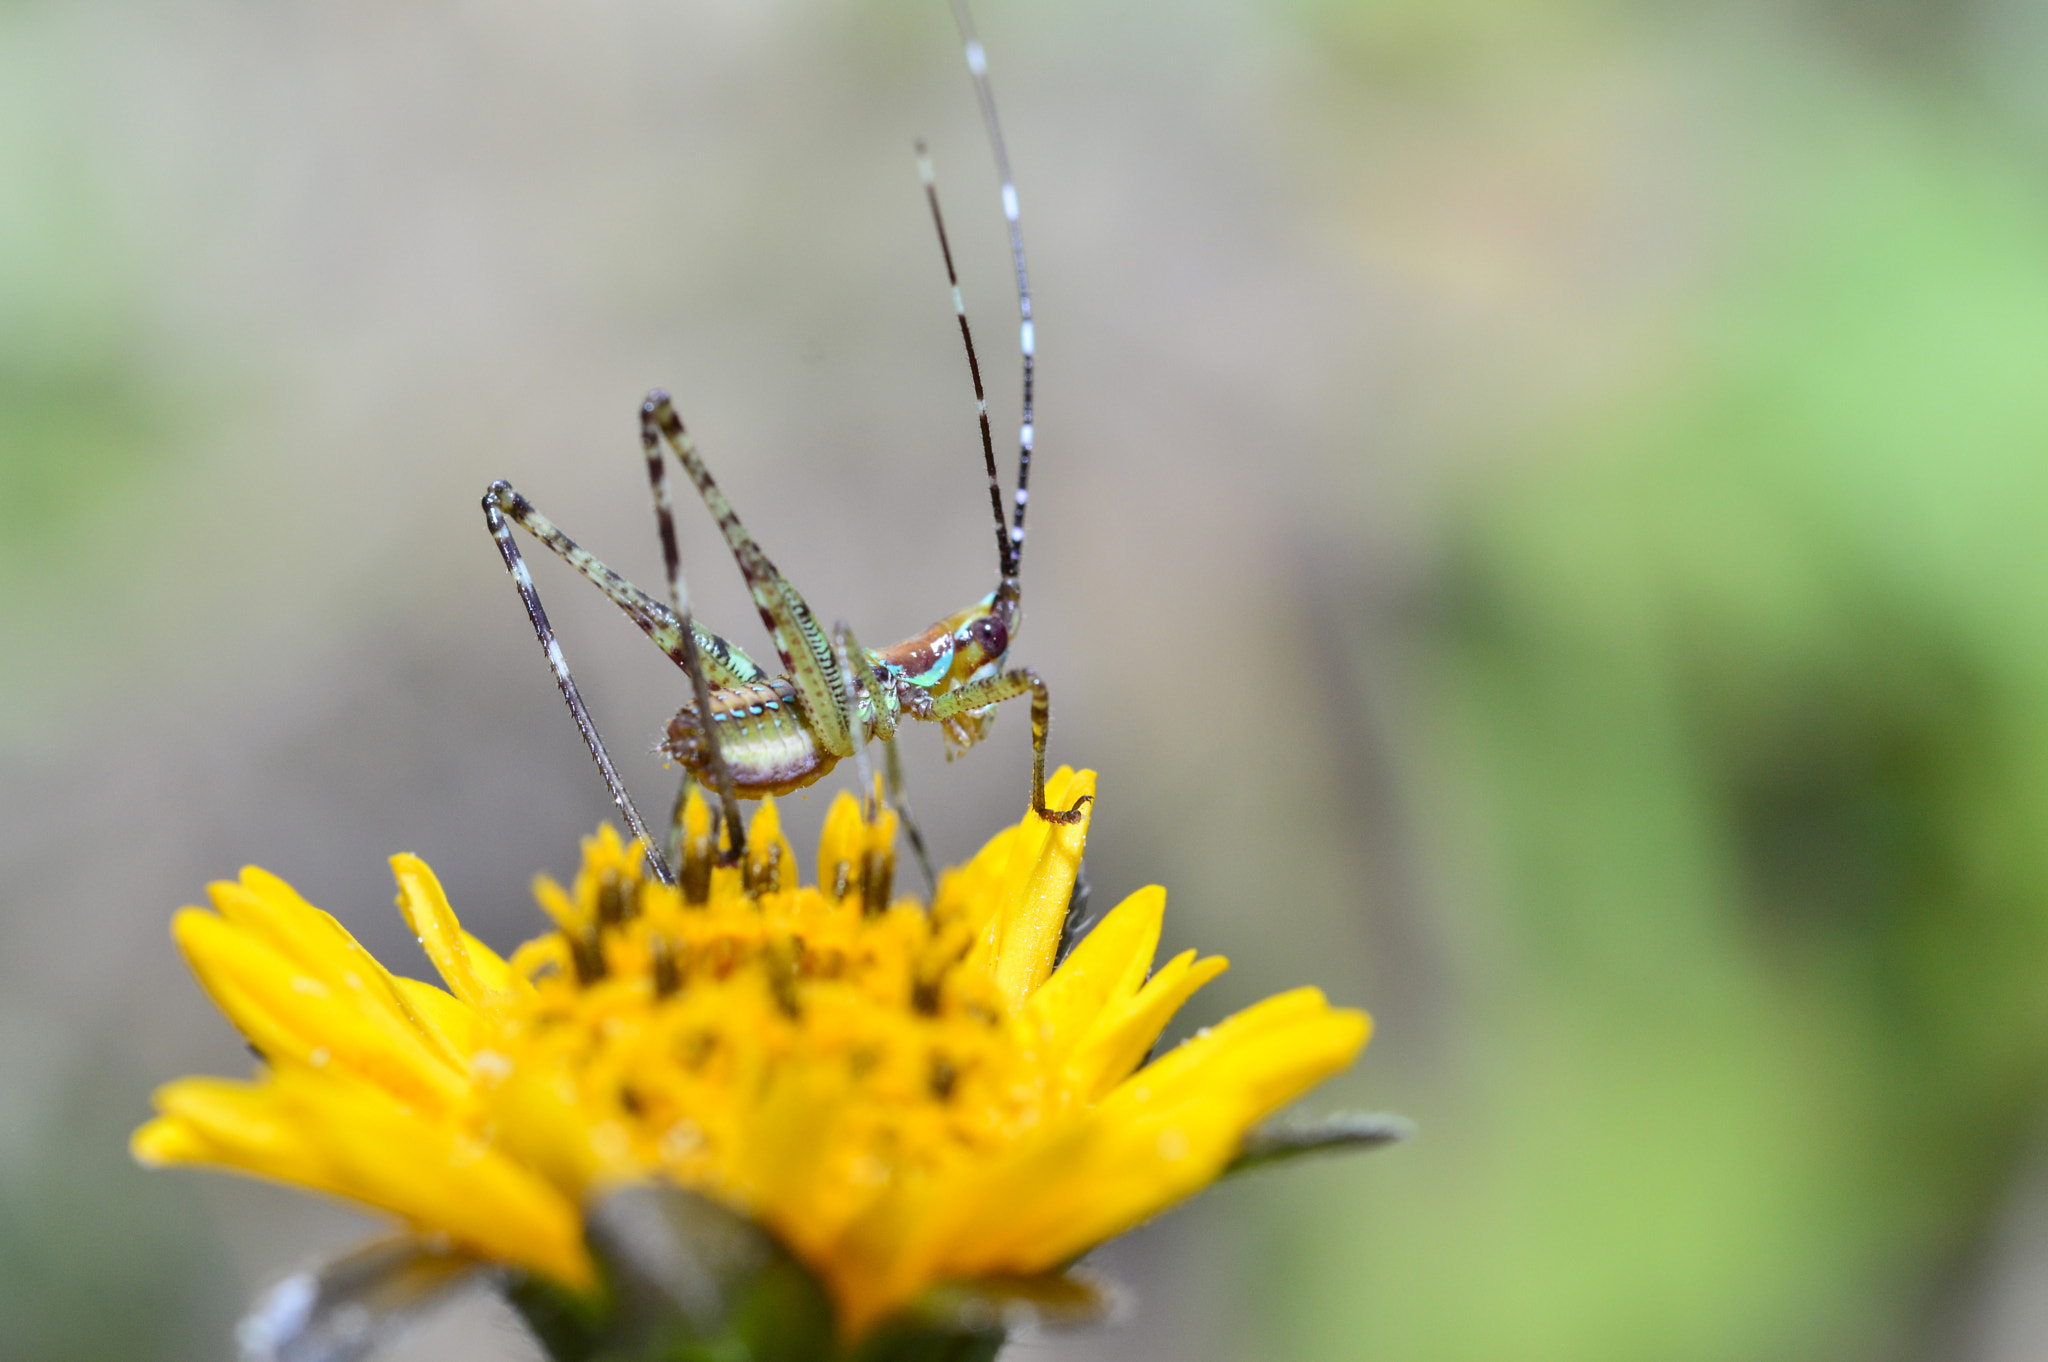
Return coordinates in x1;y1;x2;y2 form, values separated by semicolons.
481;6;1086;891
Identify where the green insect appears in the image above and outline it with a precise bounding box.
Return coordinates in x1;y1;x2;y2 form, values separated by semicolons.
482;5;1086;889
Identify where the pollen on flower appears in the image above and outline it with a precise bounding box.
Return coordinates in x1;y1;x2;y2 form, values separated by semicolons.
132;767;1371;1339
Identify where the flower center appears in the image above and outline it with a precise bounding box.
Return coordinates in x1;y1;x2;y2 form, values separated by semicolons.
488;797;1058;1233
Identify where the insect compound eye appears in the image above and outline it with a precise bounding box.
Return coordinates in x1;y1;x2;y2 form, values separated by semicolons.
971;614;1008;658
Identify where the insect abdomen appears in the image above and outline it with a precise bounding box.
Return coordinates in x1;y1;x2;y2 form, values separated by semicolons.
661;679;835;797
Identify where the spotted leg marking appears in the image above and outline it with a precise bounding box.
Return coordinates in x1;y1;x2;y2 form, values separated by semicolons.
638;418;748;864
929;668;1089;824
637;409;686;621
483;481;765;690
642;394;857;760
483;493;674;884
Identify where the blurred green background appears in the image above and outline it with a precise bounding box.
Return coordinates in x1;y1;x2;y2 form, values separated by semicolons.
8;0;2048;1358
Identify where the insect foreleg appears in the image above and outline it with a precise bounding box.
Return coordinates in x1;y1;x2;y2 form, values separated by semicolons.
928;668;1089;825
483;494;675;884
882;733;937;892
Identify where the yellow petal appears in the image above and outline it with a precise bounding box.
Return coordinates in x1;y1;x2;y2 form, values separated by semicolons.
173;910;466;1112
393;977;484;1058
151;1065;592;1288
207;870;363;982
745;798;797;895
985;1104;1245;1268
532;874;580;934
507;934;568;982
1066;949;1231;1100
816;791;866;899
168;912;311;1067
945;1006;1360;1275
210;870;459;1066
1126;987;1369;1115
841;1113;1110;1318
141;1075;358;1198
981;767;1095;1008
1026;885;1165;1051
484;1056;610;1198
392;854;524;1016
681;784;713;847
461;932;523;994
1138;986;1332;1071
276;1068;591;1288
977;1000;1373;1268
130;1116;217;1166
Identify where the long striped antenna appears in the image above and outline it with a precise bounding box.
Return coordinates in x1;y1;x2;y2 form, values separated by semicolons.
950;0;1035;581
917;141;1014;585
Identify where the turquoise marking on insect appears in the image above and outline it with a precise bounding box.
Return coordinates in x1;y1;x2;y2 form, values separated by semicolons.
906;633;955;688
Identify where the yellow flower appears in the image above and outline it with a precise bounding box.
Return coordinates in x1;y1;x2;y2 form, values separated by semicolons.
133;769;1370;1337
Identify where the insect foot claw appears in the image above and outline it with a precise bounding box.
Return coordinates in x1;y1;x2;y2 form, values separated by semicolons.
642;388;672;415
1038;794;1092;825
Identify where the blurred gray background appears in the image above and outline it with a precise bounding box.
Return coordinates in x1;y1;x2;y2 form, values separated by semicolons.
12;0;2048;1358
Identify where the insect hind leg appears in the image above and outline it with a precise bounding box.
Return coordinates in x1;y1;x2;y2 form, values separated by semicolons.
641;392;855;759
929;667;1090;825
483;480;741;680
634;411;752;865
831;619;939;891
482;492;675;884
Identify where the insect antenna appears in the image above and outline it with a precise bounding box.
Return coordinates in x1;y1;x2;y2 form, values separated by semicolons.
951;1;1035;580
916;141;1014;588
